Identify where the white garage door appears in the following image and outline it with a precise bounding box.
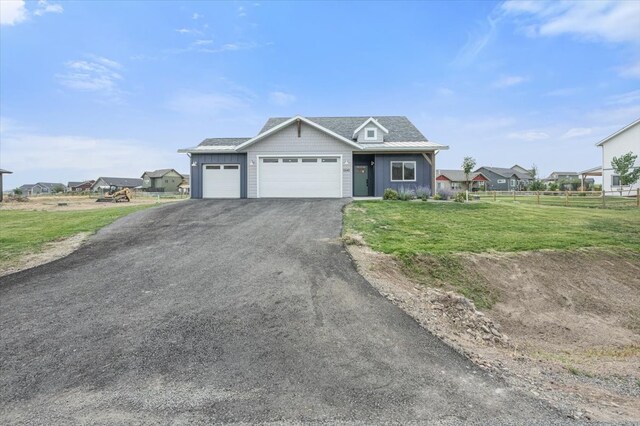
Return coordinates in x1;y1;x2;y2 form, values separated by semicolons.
258;156;342;198
202;164;240;198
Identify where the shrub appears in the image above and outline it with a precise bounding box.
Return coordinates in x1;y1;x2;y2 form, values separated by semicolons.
594;184;602;192
13;188;23;196
454;191;466;203
529;180;546;191
416;186;430;201
436;189;454;200
433;193;442;200
383;188;398;200
397;185;416;201
548;182;559;191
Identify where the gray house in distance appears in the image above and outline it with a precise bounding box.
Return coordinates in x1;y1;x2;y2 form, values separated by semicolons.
141;169;184;192
178;115;448;199
90;177;143;192
474;166;532;191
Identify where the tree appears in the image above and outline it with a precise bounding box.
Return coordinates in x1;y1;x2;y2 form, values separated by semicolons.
461;156;476;193
611;152;640;195
13;188;22;196
528;163;545;191
52;184;65;194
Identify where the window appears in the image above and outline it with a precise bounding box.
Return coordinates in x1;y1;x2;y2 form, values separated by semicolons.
321;158;338;162
206;165;220;169
263;158;278;163
283;158;298;163
224;165;239;169
451;183;461;190
301;158;317;163
497;179;506;184
390;161;416;182
510;179;516;187
612;175;621;186
364;128;377;140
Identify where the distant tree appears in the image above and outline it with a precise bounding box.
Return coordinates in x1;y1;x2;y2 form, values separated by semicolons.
13;188;22;196
527;164;545;191
461;156;476;197
530;164;538;181
52;184;65;194
611;151;640;195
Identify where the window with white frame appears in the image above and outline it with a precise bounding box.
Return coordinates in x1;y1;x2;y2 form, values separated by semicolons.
612;175;621;186
391;161;416;182
510;179;516;187
451;182;461;190
364;128;377;140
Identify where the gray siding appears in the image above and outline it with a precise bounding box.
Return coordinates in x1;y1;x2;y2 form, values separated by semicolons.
476;168;515;191
190;153;247;199
243;122;353;198
356;125;384;143
374;154;432;197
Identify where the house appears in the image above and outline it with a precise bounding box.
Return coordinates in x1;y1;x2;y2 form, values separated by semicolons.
0;168;12;202
67;180;95;192
435;169;489;192
511;164;533;176
19;184;35;196
90;177;143;192
141;169;184;193
178;115;448;199
542;172;585;190
597;118;640;194
473;167;531;191
177;175;190;194
25;182;66;195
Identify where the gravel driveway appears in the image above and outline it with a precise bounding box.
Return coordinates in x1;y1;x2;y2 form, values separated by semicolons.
0;200;568;424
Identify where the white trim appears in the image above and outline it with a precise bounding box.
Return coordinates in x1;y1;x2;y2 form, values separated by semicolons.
236;116;362;151
596;118;640;146
364;127;377;141
256;154;343;198
390;161;417;182
202;163;241;199
352;117;389;138
421;152;432;166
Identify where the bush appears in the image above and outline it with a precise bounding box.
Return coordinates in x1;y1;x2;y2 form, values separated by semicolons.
13;188;23;196
397;185;416;201
548;182;559;191
416;186;430;201
529;180;546;191
383;188;398;200
454;191;466;203
593;184;602;192
436;189;454;200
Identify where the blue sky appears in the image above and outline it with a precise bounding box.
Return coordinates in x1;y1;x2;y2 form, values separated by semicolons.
1;0;639;189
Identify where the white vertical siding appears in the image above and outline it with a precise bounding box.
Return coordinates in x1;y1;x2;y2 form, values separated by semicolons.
242;122;353;198
602;122;640;193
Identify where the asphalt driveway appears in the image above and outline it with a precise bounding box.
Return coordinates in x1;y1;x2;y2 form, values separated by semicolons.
0;200;567;424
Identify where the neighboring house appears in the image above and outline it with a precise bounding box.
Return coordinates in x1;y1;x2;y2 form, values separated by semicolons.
511;164;533;176
543;171;579;183
178;175;190;194
28;182;66;195
67;180;95;192
473;167;531;191
19;184;35;196
597;118;640;194
141;169;184;192
0;168;12;202
90;177;143;192
178;115;448;199
435;169;489;192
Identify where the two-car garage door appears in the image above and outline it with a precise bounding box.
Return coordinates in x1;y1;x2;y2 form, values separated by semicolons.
258;156;342;198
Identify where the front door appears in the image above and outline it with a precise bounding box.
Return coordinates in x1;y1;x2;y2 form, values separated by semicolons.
354;165;369;196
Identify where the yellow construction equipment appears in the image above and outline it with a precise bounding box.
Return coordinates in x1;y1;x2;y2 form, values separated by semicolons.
96;185;132;202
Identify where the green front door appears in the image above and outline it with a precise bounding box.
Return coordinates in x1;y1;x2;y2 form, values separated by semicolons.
354;165;369;196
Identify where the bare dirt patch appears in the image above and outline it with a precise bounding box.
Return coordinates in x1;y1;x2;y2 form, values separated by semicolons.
346;241;640;423
0;195;184;212
0;232;90;277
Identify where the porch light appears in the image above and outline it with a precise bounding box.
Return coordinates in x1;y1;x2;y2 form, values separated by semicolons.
250;160;255;166
191;161;197;167
344;160;350;165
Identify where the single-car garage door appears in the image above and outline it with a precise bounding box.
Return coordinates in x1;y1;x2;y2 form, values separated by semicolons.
258;156;341;198
203;164;240;198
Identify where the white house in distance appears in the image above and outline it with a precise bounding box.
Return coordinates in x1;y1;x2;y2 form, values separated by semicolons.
597;118;640;194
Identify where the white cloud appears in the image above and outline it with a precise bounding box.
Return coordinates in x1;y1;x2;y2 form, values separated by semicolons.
562;127;592;139
606;89;640;105
166;91;249;116
237;6;246;17
268;91;296;106
492;75;528;88
502;0;640;44
175;28;201;35
1;0;28;26
194;39;213;46
507;130;549;141
617;59;640;79
192;13;201;20
56;56;123;101
33;0;63;17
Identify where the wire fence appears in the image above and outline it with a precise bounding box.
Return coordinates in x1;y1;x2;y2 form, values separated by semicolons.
472;189;639;209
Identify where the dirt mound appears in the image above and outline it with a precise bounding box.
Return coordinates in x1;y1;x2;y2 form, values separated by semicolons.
347;243;640;422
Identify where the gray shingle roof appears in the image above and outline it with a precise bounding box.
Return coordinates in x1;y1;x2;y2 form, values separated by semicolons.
478;167;531;180
198;138;251;147
259;116;428;142
436;169;482;182
143;169;182;178
97;177;143;187
68;181;83;187
35;182;66;189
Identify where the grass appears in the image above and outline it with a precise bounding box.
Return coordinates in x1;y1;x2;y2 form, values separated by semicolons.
475;193;637;209
343;201;640;255
0;205;154;265
343;200;640;308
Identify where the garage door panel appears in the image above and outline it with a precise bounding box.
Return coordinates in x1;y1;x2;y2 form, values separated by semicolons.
203;164;240;198
258;157;341;198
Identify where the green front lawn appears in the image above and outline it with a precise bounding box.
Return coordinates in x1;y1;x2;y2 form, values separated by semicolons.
344;201;640;255
0;206;154;265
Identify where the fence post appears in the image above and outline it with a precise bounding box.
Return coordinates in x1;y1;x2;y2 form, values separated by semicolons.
565;191;568;207
537;191;540;205
602;190;605;208
493;191;496;201
637;188;639;208
513;191;516;201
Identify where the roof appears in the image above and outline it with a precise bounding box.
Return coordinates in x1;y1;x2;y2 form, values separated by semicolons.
436;169;486;182
142;168;183;178
0;168;12;174
34;182;65;189
596;118;640;146
260;116;428;143
94;177;143;187
579;166;603;175
475;166;531;179
19;184;35;189
68;181;83;187
548;171;579;176
352;117;389;138
200;138;251;146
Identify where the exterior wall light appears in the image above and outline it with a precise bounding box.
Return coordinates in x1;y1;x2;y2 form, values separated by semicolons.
191;161;198;167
